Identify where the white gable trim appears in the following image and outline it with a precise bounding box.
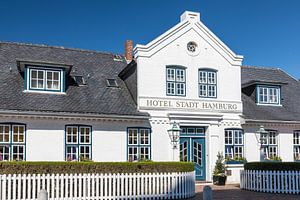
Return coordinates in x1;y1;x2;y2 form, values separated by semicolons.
134;11;243;66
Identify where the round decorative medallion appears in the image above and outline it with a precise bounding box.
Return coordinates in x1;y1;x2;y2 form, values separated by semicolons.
187;41;197;52
186;41;200;56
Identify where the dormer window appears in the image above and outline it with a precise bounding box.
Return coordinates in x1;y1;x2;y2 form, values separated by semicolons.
27;67;63;92
257;85;281;105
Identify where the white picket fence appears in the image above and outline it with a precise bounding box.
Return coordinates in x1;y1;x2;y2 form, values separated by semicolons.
240;170;300;194
0;171;195;200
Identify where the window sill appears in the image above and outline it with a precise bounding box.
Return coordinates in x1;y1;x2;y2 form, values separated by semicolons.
256;103;282;107
23;90;66;95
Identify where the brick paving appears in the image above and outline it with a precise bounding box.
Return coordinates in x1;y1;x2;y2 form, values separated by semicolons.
187;184;300;200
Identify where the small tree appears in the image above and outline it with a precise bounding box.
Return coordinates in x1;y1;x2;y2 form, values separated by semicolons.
213;152;226;176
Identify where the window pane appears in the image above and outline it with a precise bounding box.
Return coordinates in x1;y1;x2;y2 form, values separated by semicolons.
128;129;138;145
80;127;91;144
128;147;138;161
167;82;175;95
13;125;25;143
225;146;233;159
199;71;207;83
140;129;150;145
66;127;77;144
176;83;185;95
66;146;77;161
167;68;175;81
0;125;10;143
79;145;91;160
208;72;216;84
0;145;10;161
207;85;216;97
12;145;24;161
225;130;233;145
199;84;207;97
176;69;185;82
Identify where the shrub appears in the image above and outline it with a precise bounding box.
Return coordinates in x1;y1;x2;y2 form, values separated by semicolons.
0;162;195;175
213;152;226;176
244;162;300;171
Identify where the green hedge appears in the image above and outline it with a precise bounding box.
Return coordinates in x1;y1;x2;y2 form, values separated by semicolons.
244;162;300;171
0;162;195;175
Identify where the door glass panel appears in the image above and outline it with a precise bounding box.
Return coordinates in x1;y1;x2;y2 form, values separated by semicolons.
193;141;202;166
180;141;188;162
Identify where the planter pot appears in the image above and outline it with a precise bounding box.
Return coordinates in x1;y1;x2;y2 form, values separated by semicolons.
213;175;227;185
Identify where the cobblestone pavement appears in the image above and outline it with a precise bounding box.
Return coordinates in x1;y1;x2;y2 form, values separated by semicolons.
187;184;300;200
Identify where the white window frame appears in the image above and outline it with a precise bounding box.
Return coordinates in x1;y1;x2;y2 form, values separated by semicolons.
28;67;62;92
166;67;186;96
261;130;278;158
294;131;300;160
199;69;217;98
65;125;92;161
257;85;280;105
224;129;244;159
0;124;26;161
127;128;151;161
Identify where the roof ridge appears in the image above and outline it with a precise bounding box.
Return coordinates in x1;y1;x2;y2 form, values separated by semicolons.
241;65;281;71
0;41;124;57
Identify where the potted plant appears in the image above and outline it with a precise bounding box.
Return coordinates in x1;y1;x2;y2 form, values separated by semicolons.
213;152;227;185
266;155;282;162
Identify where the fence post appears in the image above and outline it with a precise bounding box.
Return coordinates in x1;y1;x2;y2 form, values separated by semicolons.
203;185;212;200
38;189;48;200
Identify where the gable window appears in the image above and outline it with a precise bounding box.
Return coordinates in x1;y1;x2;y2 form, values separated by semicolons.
257;85;280;105
0;123;26;161
65;125;92;161
261;130;278;159
199;69;217;98
224;129;244;159
294;131;300;161
166;66;186;96
25;66;65;93
127;128;151;161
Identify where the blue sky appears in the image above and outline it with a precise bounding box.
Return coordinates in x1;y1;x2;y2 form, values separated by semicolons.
0;0;299;78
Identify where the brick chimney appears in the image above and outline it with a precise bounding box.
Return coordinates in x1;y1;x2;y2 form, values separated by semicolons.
125;40;133;61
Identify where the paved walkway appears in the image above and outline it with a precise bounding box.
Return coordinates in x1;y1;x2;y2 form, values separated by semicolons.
187;184;300;200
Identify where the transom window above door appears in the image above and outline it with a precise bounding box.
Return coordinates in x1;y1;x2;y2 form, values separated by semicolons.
199;69;217;98
166;66;186;96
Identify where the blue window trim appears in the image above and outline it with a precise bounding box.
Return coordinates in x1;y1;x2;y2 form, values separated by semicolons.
224;128;244;161
198;68;217;99
65;124;92;161
126;127;152;161
0;122;27;161
25;65;65;93
256;85;281;105
166;65;186;97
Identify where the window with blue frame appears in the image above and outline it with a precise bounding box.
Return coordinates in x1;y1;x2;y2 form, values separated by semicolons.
127;128;151;161
181;127;205;135
166;66;186;96
65;125;92;161
25;66;65;92
293;131;300;161
261;130;278;159
257;85;280;105
224;129;244;159
199;69;217;98
0;124;26;161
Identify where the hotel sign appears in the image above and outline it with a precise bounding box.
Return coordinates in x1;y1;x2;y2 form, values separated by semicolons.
139;97;242;113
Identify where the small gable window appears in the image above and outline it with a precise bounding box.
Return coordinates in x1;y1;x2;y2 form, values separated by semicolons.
25;66;65;93
166;66;186;96
257;85;280;105
199;69;217;98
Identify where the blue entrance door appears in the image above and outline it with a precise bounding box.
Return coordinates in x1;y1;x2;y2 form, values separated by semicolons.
180;137;206;181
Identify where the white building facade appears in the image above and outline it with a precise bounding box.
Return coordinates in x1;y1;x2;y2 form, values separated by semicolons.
0;11;300;184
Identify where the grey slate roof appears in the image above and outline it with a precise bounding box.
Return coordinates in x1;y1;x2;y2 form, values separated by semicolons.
0;42;148;117
241;66;300;121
